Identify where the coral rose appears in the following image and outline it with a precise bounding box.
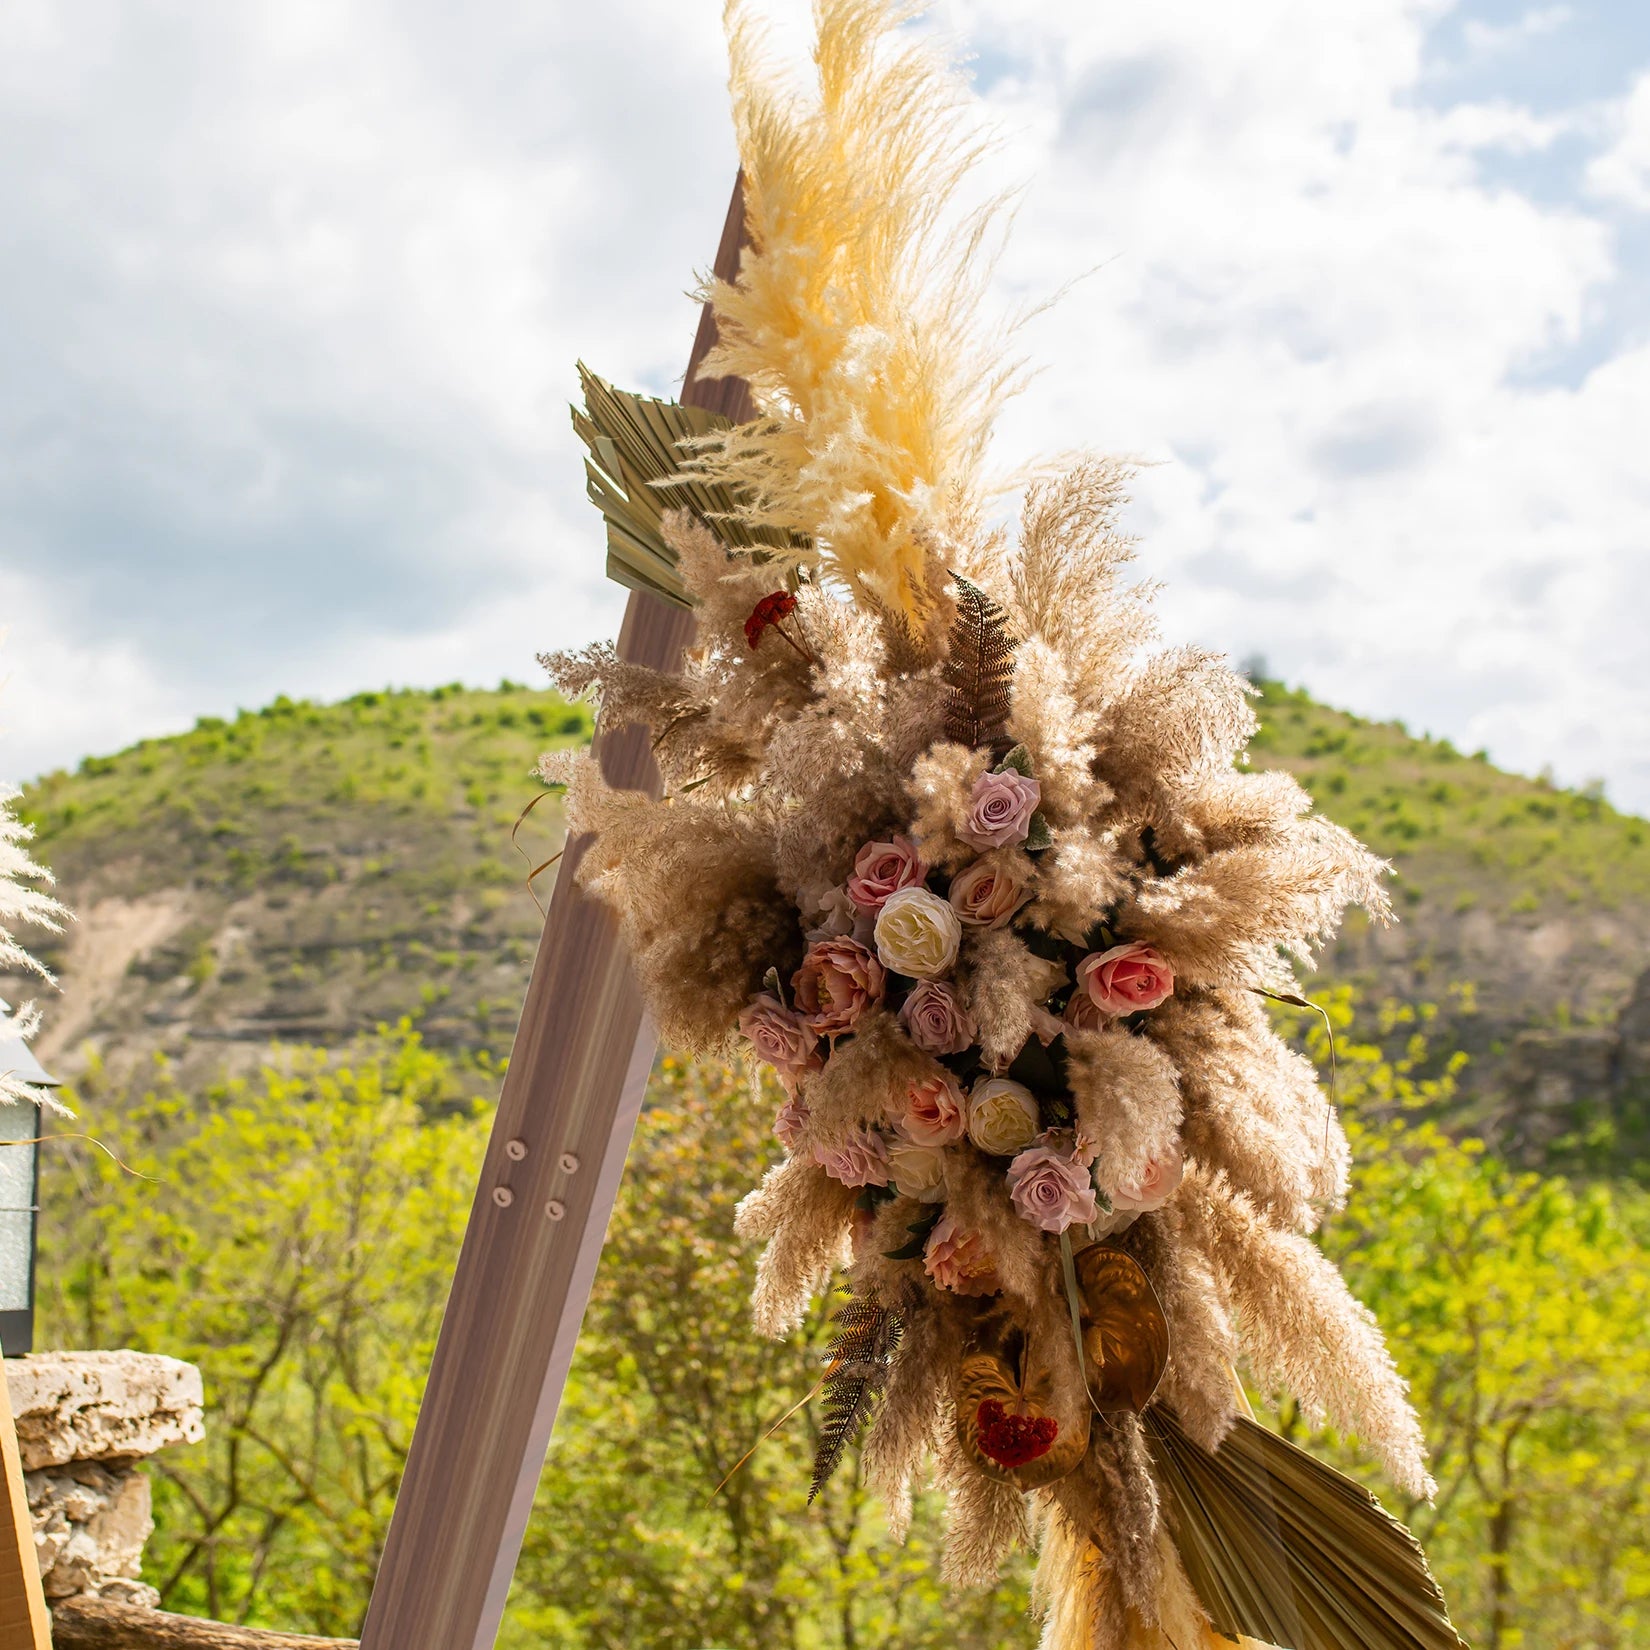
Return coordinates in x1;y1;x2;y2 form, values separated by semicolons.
899;1072;968;1146
1076;942;1175;1016
738;993;821;1079
813;1128;890;1189
846;834;926;912
947;857;1030;929
773;1094;811;1152
1109;1138;1185;1214
966;1077;1040;1157
923;1214;1001;1296
887;1139;948;1203
899;979;977;1056
959;769;1041;850
793;937;885;1037
1007;1140;1099;1234
873;887;962;980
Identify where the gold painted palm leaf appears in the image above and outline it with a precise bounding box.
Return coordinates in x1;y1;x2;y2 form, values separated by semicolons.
572;364;806;608
1145;1408;1468;1650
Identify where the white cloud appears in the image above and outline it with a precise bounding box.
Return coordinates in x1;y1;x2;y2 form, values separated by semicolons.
2;0;1649;813
1587;70;1650;208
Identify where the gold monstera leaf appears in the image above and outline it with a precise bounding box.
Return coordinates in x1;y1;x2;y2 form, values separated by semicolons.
1074;1243;1170;1414
953;1309;1090;1490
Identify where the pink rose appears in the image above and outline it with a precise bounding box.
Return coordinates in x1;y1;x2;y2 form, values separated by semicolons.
774;1094;811;1152
899;980;977;1056
813;1127;890;1189
1063;990;1105;1032
1007;1140;1099;1234
947;857;1030;929
898;1072;968;1146
846;834;926;912
738;993;821;1078
793;937;886;1037
959;770;1042;850
1076;942;1175;1016
1109;1139;1186;1214
923;1214;1001;1296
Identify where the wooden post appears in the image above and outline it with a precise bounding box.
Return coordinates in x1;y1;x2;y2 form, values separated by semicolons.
357;177;753;1650
0;1358;52;1650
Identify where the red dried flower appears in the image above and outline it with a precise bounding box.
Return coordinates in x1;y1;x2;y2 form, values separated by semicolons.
974;1398;1059;1468
744;590;799;650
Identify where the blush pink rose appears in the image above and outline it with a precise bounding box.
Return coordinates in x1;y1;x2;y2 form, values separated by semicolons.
738;993;821;1078
1007;1141;1099;1234
899;1072;968;1146
959;770;1042;850
923;1213;1001;1296
813;1127;890;1189
1109;1139;1186;1213
1076;942;1175;1016
793;937;886;1037
898;980;977;1056
1063;990;1105;1032
947;857;1030;929
774;1094;811;1152
846;834;926;912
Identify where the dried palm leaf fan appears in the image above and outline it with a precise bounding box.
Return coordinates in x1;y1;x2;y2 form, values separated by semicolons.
543;3;1467;1646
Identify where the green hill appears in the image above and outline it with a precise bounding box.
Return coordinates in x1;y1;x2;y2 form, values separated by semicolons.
10;678;1650;1168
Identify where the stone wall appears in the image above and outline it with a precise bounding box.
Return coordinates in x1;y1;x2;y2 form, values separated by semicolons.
5;1350;204;1607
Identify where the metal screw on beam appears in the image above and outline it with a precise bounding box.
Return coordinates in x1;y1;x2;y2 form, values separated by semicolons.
491;1187;514;1209
544;1200;566;1222
558;1153;580;1175
505;1139;529;1162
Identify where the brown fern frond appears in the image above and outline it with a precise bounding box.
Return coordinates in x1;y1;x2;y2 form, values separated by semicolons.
809;1289;905;1503
943;576;1017;752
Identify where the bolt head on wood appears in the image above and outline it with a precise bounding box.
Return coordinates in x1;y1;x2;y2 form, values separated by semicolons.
558;1152;580;1175
491;1187;514;1209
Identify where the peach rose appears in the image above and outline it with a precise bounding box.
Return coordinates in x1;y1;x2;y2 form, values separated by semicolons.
1109;1139;1186;1213
899;1072;968;1146
738;993;821;1079
923;1213;1001;1296
959;769;1041;850
898;980;976;1056
1007;1140;1099;1234
887;1139;948;1203
793;937;886;1037
1076;942;1175;1016
846;834;926;912
813;1128;890;1189
947;857;1030;929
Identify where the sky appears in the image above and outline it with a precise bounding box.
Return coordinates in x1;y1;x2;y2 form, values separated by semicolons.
2;0;1649;808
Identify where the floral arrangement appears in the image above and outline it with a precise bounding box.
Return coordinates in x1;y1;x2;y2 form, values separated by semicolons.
545;4;1466;1647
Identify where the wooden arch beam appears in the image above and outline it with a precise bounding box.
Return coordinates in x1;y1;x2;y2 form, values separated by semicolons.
357;176;752;1650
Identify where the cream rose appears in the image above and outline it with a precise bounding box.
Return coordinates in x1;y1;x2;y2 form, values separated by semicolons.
873;886;962;980
966;1077;1040;1157
1109;1139;1186;1213
887;1139;948;1203
898;980;977;1056
947;856;1030;929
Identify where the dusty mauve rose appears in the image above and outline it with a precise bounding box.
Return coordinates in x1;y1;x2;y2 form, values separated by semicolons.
873;887;962;979
738;993;821;1078
899;1072;968;1146
898;980;976;1056
958;769;1042;850
1007;1140;1099;1233
793;937;886;1037
947;857;1030;929
1077;942;1175;1016
1109;1138;1186;1213
966;1077;1041;1157
813;1127;890;1189
774;1094;811;1152
923;1213;1001;1296
1063;989;1106;1032
846;835;926;912
887;1139;948;1203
